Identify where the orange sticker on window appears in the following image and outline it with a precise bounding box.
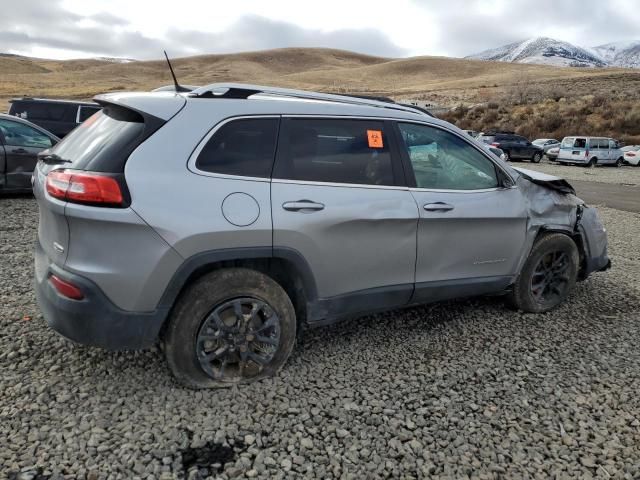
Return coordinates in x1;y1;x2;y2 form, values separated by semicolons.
367;130;384;148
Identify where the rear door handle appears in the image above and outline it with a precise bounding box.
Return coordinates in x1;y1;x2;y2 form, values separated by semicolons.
423;202;454;212
282;200;325;212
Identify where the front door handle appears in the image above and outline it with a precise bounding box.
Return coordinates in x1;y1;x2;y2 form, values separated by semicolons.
282;200;325;212
11;148;27;154
423;202;454;212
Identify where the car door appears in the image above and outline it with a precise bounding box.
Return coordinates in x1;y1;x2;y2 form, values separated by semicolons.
0;119;54;189
271;117;419;318
394;122;528;303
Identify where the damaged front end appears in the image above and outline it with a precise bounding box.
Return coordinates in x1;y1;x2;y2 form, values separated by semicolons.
513;167;611;281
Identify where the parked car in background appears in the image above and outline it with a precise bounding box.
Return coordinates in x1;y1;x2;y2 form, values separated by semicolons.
477;131;544;163
622;145;640;166
8;98;101;138
464;130;479;138
546;146;560;161
533;138;560;153
0;113;59;193
557;136;624;167
487;146;507;162
33;84;610;388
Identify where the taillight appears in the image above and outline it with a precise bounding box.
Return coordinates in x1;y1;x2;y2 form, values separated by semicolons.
46;170;124;206
627;152;636;157
49;274;84;300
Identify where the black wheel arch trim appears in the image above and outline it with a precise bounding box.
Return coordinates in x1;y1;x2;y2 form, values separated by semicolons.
155;246;319;311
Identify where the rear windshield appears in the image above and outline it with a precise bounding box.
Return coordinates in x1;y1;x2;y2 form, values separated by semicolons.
50;104;145;170
561;137;586;148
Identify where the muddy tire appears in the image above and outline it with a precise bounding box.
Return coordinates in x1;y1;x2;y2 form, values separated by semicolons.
164;268;296;389
507;233;579;313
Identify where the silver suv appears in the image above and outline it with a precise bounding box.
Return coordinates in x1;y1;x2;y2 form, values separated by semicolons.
33;84;610;388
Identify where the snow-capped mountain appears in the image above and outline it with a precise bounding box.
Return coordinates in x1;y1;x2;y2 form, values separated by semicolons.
467;37;640;68
590;41;640;68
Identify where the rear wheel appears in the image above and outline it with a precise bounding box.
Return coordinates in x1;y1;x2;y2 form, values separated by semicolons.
615;157;623;168
503;151;511;161
164;268;297;388
532;152;542;163
586;157;597;168
507;233;579;313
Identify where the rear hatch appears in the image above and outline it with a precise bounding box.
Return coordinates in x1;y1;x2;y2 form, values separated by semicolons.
34;96;179;267
559;137;588;161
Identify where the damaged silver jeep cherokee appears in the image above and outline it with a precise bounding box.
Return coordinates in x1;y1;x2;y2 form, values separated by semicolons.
33;84;610;388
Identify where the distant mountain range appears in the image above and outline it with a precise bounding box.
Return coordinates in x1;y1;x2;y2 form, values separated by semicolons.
467;37;640;68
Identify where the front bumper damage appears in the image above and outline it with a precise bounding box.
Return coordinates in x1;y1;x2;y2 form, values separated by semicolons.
513;167;611;281
575;205;611;278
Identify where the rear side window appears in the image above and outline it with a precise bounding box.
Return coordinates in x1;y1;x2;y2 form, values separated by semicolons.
12;102;68;121
195;118;279;178
49;104;145;170
78;105;101;122
274;118;395;186
0;119;53;148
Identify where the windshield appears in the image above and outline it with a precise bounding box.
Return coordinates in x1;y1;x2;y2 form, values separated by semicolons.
50;105;144;169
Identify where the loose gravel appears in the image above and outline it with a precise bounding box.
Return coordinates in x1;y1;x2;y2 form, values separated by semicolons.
517;159;640;186
1;196;640;479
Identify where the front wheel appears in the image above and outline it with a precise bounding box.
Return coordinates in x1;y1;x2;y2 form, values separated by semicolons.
507;233;579;313
164;268;297;388
532;152;542;163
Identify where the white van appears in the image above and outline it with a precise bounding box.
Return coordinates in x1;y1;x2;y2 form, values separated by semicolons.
557;136;624;167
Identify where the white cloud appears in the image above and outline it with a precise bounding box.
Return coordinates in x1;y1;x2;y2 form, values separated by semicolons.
4;0;640;59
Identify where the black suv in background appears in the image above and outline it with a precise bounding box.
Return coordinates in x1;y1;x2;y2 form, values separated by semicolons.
8;98;101;138
478;131;543;163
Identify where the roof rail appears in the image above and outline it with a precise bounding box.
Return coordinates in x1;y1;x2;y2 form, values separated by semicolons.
189;83;431;117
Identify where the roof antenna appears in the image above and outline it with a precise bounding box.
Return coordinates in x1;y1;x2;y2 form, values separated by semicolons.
163;50;190;92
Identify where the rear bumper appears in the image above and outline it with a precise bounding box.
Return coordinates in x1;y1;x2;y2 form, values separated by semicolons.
34;241;168;350
557;157;587;164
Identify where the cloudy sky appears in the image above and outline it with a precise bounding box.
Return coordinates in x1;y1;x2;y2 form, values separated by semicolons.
2;0;639;60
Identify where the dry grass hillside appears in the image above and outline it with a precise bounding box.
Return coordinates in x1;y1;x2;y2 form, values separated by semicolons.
1;48;639;140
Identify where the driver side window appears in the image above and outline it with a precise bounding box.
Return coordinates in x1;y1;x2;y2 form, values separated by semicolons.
398;123;499;190
0;119;53;148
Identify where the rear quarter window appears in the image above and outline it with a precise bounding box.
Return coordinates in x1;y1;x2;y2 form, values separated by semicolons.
195;118;279;178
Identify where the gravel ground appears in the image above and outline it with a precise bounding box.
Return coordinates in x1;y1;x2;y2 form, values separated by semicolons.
515;159;640;185
2;196;640;479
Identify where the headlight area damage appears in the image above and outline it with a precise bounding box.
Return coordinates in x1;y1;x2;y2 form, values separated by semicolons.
514;167;611;281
